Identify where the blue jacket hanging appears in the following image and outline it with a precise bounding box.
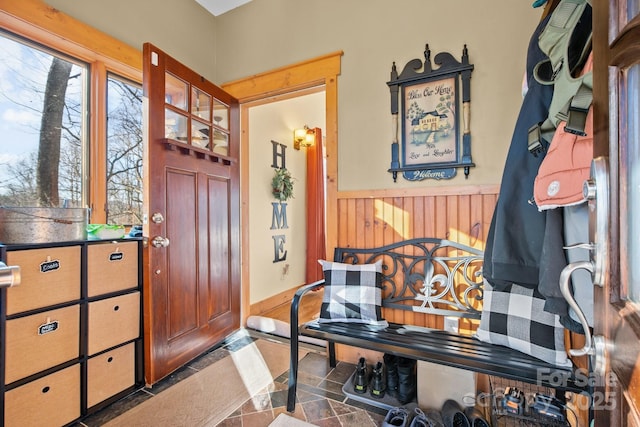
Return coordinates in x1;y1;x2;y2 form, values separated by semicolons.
483;15;554;289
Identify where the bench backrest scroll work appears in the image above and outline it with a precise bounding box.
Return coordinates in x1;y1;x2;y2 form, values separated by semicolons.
334;238;484;320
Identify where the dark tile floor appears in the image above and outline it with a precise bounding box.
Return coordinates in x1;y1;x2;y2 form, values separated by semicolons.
76;329;390;426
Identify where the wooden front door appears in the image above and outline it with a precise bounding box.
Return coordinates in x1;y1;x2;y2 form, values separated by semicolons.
142;43;240;384
592;1;640;424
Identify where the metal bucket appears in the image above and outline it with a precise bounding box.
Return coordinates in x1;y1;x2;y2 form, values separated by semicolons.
0;207;89;244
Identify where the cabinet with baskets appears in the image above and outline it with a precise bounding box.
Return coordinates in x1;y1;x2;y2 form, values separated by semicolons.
0;238;144;427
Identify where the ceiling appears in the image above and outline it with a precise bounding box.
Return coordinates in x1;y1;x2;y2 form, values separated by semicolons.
194;0;252;16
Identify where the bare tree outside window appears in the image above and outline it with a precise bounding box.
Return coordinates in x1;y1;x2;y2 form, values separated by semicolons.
0;33;143;226
0;33;84;208
107;75;143;226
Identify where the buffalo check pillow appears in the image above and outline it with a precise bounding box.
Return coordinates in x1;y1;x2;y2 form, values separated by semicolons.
476;282;572;367
318;259;388;328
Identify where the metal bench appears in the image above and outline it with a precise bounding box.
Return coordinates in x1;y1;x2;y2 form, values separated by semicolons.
286;238;589;412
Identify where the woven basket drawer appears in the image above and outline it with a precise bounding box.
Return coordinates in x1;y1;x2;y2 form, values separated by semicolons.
6;246;81;315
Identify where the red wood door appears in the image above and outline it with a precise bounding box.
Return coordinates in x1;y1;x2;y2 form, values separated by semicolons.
592;1;640;424
142;43;240;384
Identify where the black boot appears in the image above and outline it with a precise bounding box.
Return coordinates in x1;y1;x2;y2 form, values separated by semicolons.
353;357;368;394
383;353;399;398
369;361;386;398
396;357;417;404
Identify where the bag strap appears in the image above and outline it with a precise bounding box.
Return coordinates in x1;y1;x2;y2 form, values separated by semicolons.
534;0;592;83
527;0;592;157
557;82;593;136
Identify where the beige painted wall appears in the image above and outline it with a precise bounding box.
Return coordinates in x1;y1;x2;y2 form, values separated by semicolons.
248;92;325;303
45;0;218;79
38;0;543;305
44;0;543;191
215;0;543;191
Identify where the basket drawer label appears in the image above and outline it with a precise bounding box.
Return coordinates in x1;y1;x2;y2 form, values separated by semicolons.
38;319;59;335
40;259;60;273
109;251;124;262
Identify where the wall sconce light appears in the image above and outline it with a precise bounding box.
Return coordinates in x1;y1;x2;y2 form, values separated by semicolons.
293;125;315;150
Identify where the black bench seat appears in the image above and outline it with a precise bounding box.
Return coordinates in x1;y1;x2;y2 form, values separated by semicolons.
285;239;591;413
298;320;582;389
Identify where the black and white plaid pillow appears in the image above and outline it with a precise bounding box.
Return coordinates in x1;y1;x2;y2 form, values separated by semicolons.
476;282;571;367
318;260;388;328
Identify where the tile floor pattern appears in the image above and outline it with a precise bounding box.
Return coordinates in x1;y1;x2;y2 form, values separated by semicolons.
77;329;389;427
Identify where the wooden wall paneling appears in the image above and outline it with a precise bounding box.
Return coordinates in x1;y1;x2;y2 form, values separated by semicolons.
362;198;371;248
332;187;500;363
447;195;459;245
329;186;499;363
402;196;416;327
333;188;499;332
336;199;345;248
383;197;396;245
469;194;482;248
347;198;357;247
355;199;366;248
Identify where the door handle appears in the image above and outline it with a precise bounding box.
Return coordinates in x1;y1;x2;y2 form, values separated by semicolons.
559;261;594;357
0;261;21;288
583;156;609;287
560;261;609;374
558;157;610;365
151;236;170;248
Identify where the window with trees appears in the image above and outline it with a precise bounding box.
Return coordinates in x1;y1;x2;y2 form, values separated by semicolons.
0;30;143;227
106;74;143;225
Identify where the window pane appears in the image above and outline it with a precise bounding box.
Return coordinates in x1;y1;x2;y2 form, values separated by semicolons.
626;0;640;25
0;32;86;207
165;72;187;110
165;108;188;141
192;86;211;121
106;74;143;226
191;120;210;149
213;102;229;130
624;64;640;301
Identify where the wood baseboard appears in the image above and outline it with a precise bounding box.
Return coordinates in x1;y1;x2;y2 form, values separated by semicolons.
249;286;301;316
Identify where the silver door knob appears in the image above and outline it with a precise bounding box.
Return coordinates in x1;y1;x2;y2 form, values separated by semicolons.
0;261;20;288
151;212;165;224
151;236;170;248
592;335;608;378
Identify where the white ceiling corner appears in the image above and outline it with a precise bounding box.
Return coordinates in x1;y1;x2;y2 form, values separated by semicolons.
194;0;252;16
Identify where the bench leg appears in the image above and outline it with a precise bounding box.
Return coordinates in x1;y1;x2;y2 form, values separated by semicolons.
287;318;299;412
329;341;336;367
286;348;298;411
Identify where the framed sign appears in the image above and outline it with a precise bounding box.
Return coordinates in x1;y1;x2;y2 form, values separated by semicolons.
387;44;475;181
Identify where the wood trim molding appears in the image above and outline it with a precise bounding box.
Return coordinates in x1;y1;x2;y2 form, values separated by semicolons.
222;52;342;103
0;0;141;80
249;286;301;317
337;184;500;200
223;52;343;327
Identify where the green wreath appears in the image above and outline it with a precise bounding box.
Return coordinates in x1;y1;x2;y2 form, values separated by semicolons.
271;168;294;201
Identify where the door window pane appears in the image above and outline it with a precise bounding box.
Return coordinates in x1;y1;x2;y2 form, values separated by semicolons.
191;120;210;149
165;72;187;110
625;0;640;25
624;64;640;301
213;102;229;130
0;32;86;208
192;86;211;121
212;129;229;156
165;109;188;141
106;74;143;226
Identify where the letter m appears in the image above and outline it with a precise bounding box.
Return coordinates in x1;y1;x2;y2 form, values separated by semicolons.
270;202;289;230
